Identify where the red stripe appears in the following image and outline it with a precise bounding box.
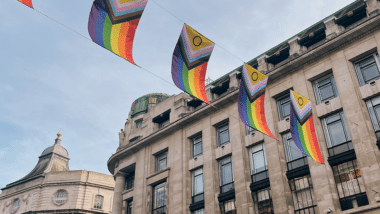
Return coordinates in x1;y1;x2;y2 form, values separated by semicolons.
198;63;210;104
256;95;276;139
124;18;140;65
308;117;324;164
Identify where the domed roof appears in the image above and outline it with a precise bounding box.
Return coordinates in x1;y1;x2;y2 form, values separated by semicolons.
40;143;69;158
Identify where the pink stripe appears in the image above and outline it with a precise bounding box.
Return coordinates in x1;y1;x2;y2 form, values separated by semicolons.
243;69;267;92
112;0;148;12
291;93;312;115
181;26;214;59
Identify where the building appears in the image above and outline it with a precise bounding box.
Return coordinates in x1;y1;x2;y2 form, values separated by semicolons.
107;0;380;213
0;133;115;214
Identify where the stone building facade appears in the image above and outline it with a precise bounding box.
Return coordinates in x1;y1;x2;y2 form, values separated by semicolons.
0;133;115;214
108;0;380;213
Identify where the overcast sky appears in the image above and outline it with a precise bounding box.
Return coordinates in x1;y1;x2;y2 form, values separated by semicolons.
0;0;355;189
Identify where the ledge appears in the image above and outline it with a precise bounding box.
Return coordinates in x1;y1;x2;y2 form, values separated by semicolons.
189;200;205;212
327;149;356;166
146;168;170;186
250;178;270;192
343;202;380;214
218;190;235;202
286;165;310;180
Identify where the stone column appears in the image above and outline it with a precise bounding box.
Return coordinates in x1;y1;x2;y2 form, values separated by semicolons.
112;173;125;214
288;36;304;56
366;0;380;17
257;55;268;73
229;71;239;89
323;16;344;40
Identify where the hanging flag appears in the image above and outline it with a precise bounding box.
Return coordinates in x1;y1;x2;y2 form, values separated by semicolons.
290;90;324;164
18;0;33;8
88;0;148;65
238;63;276;139
171;24;215;105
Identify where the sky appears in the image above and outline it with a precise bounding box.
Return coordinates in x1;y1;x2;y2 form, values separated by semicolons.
0;0;355;189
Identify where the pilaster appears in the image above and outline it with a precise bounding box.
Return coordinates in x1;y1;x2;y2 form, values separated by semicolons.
366;0;380;17
323;16;344;40
112;173;125;214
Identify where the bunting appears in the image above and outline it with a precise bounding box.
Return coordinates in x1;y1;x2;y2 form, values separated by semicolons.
238;63;276;139
18;0;33;8
290;90;324;164
88;0;148;65
171;24;215;105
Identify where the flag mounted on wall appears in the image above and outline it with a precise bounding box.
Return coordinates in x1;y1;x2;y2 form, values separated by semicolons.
238;63;276;139
88;0;148;65
290;90;324;164
171;24;215;105
18;0;33;8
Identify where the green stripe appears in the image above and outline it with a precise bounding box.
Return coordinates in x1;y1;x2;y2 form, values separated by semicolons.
103;16;113;51
182;63;191;94
298;121;310;157
246;96;256;129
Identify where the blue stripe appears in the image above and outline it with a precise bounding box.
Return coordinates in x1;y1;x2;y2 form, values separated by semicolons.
95;9;107;47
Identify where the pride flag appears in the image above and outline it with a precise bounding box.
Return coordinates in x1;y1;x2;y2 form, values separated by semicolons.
18;0;33;8
290;90;324;164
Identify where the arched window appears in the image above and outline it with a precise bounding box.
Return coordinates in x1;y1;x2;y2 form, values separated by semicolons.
94;195;104;209
54;190;68;204
12;198;20;212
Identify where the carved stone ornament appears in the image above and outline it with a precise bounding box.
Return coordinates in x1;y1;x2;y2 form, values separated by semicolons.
309;32;315;38
9;198;20;214
275;51;281;56
52;189;69;206
347;11;354;17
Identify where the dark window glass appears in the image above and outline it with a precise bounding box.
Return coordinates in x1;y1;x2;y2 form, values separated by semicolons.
152;183;167;214
277;95;291;121
156;152;168;172
126;200;133;214
366;96;380;140
217;123;230;147
354;54;380;86
321;112;352;156
192;168;204;203
253;187;274;214
220;198;236;214
135;119;143;128
282;132;308;170
192;208;205;214
249;143;269;182
289;175;318;214
332;160;369;211
192;136;203;158
312;74;339;104
125;171;135;190
220;156;234;193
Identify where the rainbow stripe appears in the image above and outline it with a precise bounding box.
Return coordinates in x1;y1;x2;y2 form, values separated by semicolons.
88;0;146;65
171;24;214;105
18;0;33;8
238;81;276;139
290;91;324;164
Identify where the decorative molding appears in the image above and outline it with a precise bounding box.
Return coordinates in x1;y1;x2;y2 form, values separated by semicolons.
52;189;69;206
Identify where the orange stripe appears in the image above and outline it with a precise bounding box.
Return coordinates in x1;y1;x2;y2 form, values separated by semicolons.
118;22;130;59
193;66;202;99
308;117;324;163
199;63;209;103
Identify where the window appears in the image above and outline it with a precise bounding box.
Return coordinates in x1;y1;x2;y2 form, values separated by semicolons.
312;74;339;104
289;175;317;214
191;136;203;158
219;156;234;193
249;143;269;182
246;126;257;135
217;123;230;147
354;53;380;86
282;132;308;170
94;195;104;209
135;119;143;128
126;200;133;214
54;189;68;204
220;198;236;214
152;182;167;214
332;160;368;211
365;96;380;141
253;187;274;214
321;112;353;156
125;171;135;190
159;120;170;129
12;198;20;212
192;208;205;214
277;94;291;121
192;168;204;203
156;152;168;172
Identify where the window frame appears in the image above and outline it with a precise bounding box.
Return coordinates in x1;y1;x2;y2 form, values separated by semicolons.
126;200;133;214
94;195;104;210
246;126;257;135
312;73;339;104
249;143;269;183
155;151;168;172
354;53;380;86
276;94;291;121
192;208;205;214
282;132;308;170
219;198;236;214
365;96;380;141
217;122;230;147
252;187;274;214
191;167;204;204
219;156;234;193
135;119;143;128
124;171;135;190
152;182;167;214
191;135;203;158
289;174;318;214
321;111;353;156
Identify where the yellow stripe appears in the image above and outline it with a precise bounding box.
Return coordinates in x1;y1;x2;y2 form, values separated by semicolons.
110;24;122;56
250;101;259;128
302;124;312;156
188;68;197;96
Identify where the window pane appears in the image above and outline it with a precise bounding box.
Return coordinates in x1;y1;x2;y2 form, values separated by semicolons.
359;56;375;67
219;130;229;145
222;163;233;185
194;175;204;195
282;102;291;118
289;138;304;161
194;143;202;157
328;122;347;146
326;114;340;124
362;64;380;83
253;151;266;173
319;84;335;101
153;183;167;209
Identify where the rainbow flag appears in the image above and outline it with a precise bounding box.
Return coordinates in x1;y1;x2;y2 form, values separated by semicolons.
88;0;148;65
171;24;214;105
238;63;276;139
290;90;324;164
18;0;33;8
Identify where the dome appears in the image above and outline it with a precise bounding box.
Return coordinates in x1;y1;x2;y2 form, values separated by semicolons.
40;143;69;158
130;93;170;118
